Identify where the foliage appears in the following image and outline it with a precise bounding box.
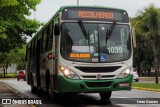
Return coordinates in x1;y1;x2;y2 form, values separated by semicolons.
0;73;17;78
0;0;41;76
0;45;26;75
132;25;154;75
7;45;26;70
0;0;41;52
132;4;160;79
0;0;19;7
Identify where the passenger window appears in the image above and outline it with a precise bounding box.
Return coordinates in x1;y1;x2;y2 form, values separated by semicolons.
47;24;53;51
41;30;47;53
32;40;35;57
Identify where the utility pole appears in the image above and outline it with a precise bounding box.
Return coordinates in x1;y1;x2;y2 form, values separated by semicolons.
152;37;159;84
77;0;79;6
34;10;36;20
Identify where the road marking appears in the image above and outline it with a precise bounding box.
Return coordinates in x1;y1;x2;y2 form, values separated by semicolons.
31;104;37;107
113;96;129;98
150;104;160;107
114;104;138;107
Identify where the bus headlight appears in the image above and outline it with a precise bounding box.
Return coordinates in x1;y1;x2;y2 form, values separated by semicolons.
59;66;79;79
117;68;131;78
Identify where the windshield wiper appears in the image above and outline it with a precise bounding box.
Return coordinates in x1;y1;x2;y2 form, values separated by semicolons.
78;20;89;39
106;21;116;40
78;20;91;52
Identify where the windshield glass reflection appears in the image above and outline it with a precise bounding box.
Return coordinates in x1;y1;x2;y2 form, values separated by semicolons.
61;23;131;63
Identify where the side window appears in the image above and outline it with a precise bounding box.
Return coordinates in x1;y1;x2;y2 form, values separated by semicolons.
31;41;34;58
47;23;53;51
41;32;43;53
25;47;28;61
33;40;35;57
27;46;31;60
31;42;33;58
41;30;47;53
45;26;49;51
40;23;54;53
29;45;32;59
43;29;48;52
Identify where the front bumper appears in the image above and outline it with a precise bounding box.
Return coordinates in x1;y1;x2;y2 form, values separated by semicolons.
56;74;133;93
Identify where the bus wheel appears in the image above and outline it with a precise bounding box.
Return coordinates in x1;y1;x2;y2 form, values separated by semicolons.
49;90;57;100
31;86;37;94
99;91;112;100
46;71;51;99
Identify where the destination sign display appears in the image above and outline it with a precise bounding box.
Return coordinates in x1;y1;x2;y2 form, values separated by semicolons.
78;11;113;19
62;7;129;22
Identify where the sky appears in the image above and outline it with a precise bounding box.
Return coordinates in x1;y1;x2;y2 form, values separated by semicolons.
27;0;160;41
30;0;160;23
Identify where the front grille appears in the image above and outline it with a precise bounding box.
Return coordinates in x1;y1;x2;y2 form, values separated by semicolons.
85;82;112;88
75;66;121;73
82;75;115;78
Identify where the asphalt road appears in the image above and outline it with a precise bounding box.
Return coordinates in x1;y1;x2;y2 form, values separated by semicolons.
0;80;32;107
0;78;160;107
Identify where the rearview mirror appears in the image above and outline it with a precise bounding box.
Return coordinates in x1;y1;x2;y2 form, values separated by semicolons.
54;24;60;36
132;28;136;48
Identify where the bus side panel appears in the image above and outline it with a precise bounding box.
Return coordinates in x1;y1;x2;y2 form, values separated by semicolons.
50;16;62;92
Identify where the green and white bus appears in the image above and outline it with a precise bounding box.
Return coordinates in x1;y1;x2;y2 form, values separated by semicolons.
26;6;134;100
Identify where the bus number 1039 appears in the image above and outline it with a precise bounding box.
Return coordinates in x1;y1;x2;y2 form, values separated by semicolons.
107;46;122;54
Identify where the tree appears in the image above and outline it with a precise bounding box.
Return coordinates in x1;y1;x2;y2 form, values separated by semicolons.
132;4;160;83
0;0;41;41
0;0;41;34
0;45;26;76
0;0;41;76
8;45;26;70
132;17;154;77
0;0;19;7
0;52;8;76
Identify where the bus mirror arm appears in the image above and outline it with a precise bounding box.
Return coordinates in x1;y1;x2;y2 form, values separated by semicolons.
54;24;60;36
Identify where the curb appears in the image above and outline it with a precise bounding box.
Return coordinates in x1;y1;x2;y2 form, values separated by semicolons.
1;81;30;98
132;87;160;92
1;81;37;107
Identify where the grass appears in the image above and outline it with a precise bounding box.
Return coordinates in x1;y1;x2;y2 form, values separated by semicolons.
132;82;160;90
0;73;17;78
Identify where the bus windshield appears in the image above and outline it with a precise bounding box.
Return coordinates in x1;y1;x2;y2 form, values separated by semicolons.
61;22;131;63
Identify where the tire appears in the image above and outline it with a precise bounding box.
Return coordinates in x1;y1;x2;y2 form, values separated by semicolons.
37;88;43;96
17;78;19;81
99;91;112;100
31;86;37;94
45;71;58;100
136;79;139;82
49;90;58;100
46;71;51;99
30;73;37;94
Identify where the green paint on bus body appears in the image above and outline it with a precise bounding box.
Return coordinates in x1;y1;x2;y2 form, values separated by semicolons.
56;74;133;93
